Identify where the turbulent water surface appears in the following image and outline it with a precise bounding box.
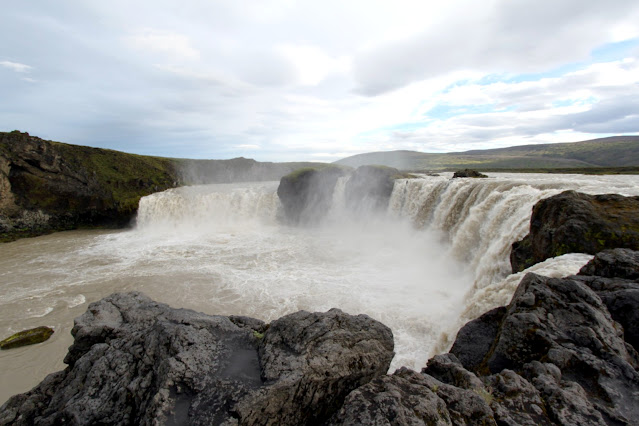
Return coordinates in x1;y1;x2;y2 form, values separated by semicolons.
2;172;639;404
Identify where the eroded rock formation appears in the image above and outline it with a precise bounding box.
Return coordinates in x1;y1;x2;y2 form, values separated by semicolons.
344;165;400;212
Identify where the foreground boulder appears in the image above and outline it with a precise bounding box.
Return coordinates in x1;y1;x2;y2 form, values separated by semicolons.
511;190;639;272
331;249;639;425
0;326;54;350
0;292;393;425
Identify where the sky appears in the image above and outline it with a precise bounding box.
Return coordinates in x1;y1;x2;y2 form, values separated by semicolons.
1;1;639;162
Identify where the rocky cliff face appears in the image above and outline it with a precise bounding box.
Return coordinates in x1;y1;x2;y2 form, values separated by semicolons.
511;190;639;272
0;131;179;241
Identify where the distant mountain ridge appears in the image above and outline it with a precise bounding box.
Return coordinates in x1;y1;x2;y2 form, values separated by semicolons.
334;136;639;170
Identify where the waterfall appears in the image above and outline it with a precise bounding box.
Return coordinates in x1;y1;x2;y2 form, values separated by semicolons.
136;182;281;233
389;176;567;288
130;173;639;359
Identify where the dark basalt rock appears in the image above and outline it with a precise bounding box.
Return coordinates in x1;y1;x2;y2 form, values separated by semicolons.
449;306;506;372
0;292;393;425
0;326;54;350
453;169;488;178
344;165;399;212
277;166;348;225
579;247;639;280
579;249;639;353
510;190;639;272
330;250;639;425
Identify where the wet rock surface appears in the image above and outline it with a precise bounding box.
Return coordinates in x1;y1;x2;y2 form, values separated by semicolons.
344;165;399;212
330;249;639;425
511;190;639;272
0;326;54;350
0;292;393;425
277;166;348;225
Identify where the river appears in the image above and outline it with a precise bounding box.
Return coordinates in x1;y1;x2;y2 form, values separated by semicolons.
2;172;638;404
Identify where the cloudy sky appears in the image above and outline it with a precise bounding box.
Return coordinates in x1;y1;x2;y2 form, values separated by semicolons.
1;1;638;162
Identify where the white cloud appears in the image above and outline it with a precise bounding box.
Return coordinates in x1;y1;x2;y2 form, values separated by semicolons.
2;1;639;162
278;44;350;86
125;28;200;60
0;61;32;73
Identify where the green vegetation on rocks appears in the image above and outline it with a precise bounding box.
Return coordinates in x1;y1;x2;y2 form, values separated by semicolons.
0;326;54;350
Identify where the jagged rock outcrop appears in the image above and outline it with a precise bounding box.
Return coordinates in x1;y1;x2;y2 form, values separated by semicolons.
344;165;400;212
0;292;394;425
511;190;639;272
578;248;639;355
330;249;639;425
453;169;488;178
277;166;348;225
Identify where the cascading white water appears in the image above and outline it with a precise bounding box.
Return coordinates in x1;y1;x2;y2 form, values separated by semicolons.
2;173;639;405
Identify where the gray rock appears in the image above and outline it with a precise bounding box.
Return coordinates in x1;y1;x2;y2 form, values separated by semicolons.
0;292;394;425
578;252;639;354
328;367;495;426
277;166;348;225
449;307;506;373
579;248;639;280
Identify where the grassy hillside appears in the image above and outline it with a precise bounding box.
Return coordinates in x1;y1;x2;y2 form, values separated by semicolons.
335;136;639;171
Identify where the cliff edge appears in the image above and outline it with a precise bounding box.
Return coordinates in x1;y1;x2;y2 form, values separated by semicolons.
0;131;179;241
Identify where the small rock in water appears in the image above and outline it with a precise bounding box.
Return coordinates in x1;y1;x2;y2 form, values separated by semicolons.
452;169;488;178
0;326;54;350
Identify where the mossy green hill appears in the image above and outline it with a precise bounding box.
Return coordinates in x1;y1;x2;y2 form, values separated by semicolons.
335;136;639;171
